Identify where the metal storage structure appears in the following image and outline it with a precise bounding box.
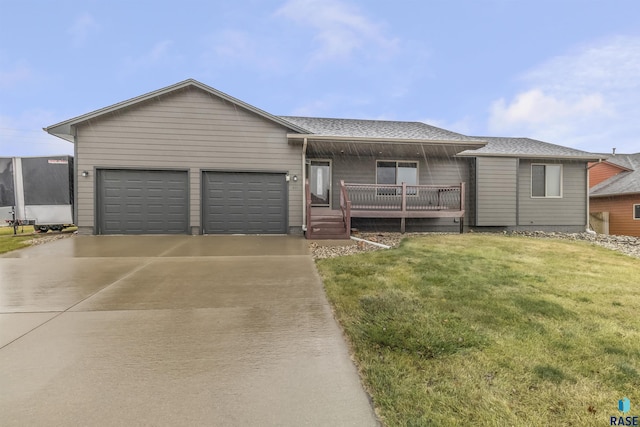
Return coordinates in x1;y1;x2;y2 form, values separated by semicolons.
0;156;74;231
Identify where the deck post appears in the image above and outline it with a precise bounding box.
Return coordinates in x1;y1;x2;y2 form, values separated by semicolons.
401;182;407;212
401;182;407;234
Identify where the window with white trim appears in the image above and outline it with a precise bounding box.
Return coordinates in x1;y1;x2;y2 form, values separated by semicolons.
376;161;418;195
634;204;640;220
531;164;562;198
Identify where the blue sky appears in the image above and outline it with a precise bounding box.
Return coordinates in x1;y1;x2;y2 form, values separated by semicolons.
1;0;639;156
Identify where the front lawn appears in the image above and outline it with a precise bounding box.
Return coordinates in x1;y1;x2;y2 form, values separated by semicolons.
0;225;76;254
0;226;34;254
316;234;640;426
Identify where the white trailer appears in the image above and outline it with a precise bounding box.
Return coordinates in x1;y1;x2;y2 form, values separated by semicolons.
0;156;74;232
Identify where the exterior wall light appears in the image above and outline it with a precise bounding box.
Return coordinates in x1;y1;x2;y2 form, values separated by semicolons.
81;170;89;177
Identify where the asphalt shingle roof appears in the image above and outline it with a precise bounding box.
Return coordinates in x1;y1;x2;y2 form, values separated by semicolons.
279;116;473;141
280;116;601;159
590;153;640;196
459;136;600;159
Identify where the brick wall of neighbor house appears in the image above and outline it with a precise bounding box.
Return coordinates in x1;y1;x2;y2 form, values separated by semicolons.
518;160;588;228
325;155;473;230
590;194;640;237
588;161;626;187
74;86;302;234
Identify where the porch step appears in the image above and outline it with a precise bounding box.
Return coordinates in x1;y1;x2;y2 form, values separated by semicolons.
310;233;350;240
312;225;346;233
307;208;350;240
308;221;350;240
311;215;343;221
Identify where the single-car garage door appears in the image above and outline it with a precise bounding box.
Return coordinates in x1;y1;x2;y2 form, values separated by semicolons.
97;169;189;234
202;171;287;234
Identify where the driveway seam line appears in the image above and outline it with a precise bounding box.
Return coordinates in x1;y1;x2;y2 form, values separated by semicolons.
0;239;191;350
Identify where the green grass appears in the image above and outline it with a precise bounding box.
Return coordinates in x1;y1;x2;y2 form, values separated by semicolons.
0;229;33;254
317;234;640;426
0;225;76;254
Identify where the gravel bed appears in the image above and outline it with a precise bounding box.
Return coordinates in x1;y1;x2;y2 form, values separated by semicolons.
309;231;640;260
25;233;74;246
309;232;420;259
507;231;640;259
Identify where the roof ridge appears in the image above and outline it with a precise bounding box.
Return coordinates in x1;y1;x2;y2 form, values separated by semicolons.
279;115;428;125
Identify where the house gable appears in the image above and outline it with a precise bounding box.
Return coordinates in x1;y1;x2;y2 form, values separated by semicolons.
589;161;630;188
590;154;640;197
46;79;309;142
68;84;304;234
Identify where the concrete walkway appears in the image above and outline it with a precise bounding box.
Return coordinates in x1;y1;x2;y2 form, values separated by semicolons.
0;235;379;426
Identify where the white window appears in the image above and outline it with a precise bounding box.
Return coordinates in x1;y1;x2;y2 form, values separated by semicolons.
531;164;562;198
634;204;640;220
376;161;418;195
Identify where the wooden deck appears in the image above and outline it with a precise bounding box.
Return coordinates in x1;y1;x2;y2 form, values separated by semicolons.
305;180;465;239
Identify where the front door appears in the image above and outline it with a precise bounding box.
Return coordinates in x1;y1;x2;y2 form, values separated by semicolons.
307;160;331;207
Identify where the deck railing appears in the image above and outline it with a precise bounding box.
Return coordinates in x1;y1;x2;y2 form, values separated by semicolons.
307;180;466;236
343;182;465;212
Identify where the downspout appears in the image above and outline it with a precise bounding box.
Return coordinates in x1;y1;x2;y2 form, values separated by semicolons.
515;158;520;229
72;131;78;228
585;157;606;231
301;137;308;231
585;163;590;232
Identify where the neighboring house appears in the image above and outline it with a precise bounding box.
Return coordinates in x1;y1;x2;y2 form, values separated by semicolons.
44;79;602;238
589;153;640;237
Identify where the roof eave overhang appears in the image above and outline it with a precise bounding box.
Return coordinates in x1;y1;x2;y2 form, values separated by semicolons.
456;152;605;161
44;79;311;142
43;123;75;142
590;190;640;198
287;133;487;147
598;160;633;172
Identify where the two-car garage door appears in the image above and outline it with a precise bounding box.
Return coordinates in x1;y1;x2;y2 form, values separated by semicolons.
97;169;287;235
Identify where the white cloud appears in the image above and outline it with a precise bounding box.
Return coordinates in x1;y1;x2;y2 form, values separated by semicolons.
0;112;73;157
275;0;398;63
0;59;32;90
490;89;609;128
201;30;282;72
68;13;99;47
210;30;254;59
288;93;371;117
122;40;176;74
488;35;640;153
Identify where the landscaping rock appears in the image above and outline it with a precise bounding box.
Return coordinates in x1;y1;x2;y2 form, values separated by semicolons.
508;231;640;259
309;231;640;260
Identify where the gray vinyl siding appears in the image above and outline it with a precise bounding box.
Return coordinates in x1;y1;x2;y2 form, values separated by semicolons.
75;86;301;234
319;154;473;226
518;160;587;226
475;157;517;226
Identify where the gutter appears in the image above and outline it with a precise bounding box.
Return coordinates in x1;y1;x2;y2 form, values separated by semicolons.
286;133;487;147
456;152;605;162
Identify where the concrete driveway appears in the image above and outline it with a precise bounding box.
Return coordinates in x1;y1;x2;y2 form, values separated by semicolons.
0;235;378;426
